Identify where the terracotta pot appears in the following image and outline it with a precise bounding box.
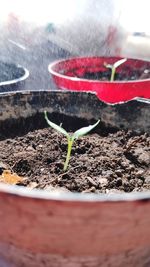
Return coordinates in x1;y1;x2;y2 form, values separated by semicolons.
0;90;149;267
0;61;29;92
48;57;150;103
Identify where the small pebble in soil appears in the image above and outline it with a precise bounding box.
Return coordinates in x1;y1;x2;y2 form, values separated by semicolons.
86;176;97;187
136;169;145;178
106;189;123;194
26;146;35;151
98;177;108;187
82;186;96;193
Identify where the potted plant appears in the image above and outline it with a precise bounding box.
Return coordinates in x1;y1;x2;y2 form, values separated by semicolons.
0;90;149;267
0;61;29;92
48;56;150;103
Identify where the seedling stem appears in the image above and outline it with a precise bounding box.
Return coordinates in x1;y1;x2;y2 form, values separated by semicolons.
104;58;127;81
44;111;100;171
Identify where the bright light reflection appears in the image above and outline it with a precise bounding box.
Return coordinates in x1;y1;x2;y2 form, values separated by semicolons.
0;0;73;24
0;0;149;34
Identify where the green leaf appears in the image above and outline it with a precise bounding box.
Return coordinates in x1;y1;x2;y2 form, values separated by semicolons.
104;62;112;69
44;111;69;138
114;58;127;69
73;120;100;140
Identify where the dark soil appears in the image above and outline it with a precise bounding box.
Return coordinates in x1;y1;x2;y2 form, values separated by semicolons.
73;66;150;81
0;61;25;83
0;116;149;194
83;69;140;81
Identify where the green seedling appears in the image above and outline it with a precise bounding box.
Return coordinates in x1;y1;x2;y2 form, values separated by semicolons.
104;58;127;81
44;111;100;171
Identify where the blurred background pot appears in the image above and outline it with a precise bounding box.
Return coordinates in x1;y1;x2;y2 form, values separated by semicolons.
0;61;29;92
49;56;150;103
0;90;149;267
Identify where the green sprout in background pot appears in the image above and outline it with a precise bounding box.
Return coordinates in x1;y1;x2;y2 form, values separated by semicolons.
104;58;127;81
44;111;100;171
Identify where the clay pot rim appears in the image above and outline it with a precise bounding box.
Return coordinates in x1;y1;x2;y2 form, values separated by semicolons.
0;64;29;86
0;182;150;202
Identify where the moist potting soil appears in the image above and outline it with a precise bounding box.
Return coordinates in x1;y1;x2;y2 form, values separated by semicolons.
0;115;149;194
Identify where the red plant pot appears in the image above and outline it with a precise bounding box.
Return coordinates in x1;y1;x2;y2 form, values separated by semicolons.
48;57;150;103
